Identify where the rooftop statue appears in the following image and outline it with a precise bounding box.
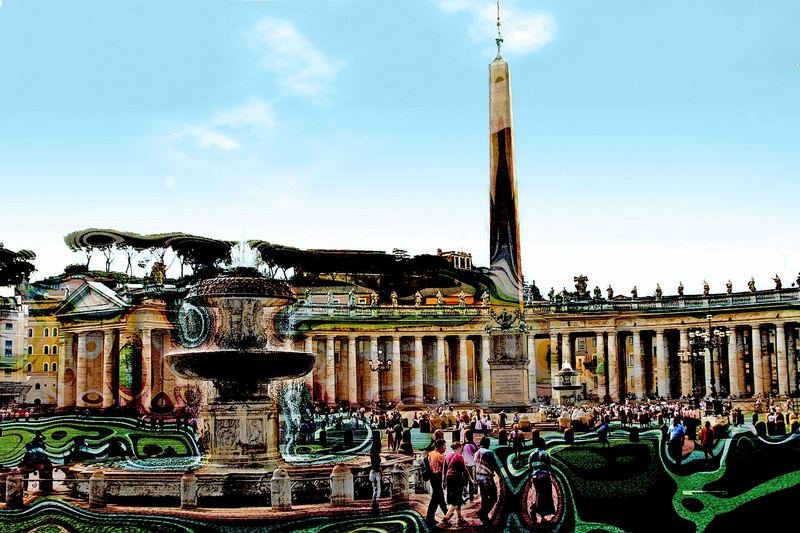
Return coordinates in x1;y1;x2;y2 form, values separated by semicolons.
593;285;601;300
481;291;490;307
436;290;444;306
606;285;613;300
573;274;588;297
548;287;555;302
631;286;638;299
390;291;398;307
773;274;782;290
748;276;756;293
726;279;733;294
703;280;710;296
678;281;684;297
655;283;662;299
414;291;422;307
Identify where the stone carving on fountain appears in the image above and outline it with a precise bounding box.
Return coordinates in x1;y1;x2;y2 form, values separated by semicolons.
167;255;316;469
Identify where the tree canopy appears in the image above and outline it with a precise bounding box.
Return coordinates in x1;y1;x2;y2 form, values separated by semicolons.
0;244;36;286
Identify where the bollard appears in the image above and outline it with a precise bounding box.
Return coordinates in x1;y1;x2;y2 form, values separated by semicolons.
329;465;354;505
88;471;106;508
564;427;574;445
391;464;409;501
180;470;198;510
629;427;640;443
343;429;354;447
5;471;23;509
270;468;292;511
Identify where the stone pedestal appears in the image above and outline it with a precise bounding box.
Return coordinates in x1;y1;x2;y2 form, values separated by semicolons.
329;465;354;505
180;471;198;509
270;468;292;511
89;471;106;508
488;334;530;410
5;472;23;509
204;400;280;469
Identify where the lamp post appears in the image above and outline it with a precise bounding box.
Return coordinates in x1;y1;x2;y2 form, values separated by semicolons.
678;314;732;400
369;347;392;405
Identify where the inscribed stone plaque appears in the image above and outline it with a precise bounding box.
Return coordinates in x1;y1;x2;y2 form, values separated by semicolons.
491;367;527;404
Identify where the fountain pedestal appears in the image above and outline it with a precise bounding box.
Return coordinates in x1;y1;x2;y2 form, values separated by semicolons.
205;400;280;469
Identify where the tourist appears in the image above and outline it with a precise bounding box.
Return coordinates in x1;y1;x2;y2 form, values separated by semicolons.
474;436;499;525
668;417;686;466
510;423;525;463
699;420;714;461
499;410;507;430
441;441;469;527
386;424;395;451
529;448;555;521
425;439;448;526
462;430;478;501
369;450;381;514
597;416;611;448
393;420;403;452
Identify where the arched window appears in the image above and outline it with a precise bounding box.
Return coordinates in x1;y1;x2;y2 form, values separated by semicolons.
27;345;33;355
53;328;58;336
34;383;40;390
52;345;58;355
43;345;49;355
52;362;57;372
44;328;49;337
43;362;49;372
27;328;33;337
27;363;32;372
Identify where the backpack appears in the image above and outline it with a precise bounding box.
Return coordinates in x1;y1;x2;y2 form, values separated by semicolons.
420;456;432;482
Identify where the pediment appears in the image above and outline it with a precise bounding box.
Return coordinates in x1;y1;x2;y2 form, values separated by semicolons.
55;281;128;317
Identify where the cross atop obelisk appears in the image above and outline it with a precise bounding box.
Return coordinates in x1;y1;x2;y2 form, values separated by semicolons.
489;1;523;305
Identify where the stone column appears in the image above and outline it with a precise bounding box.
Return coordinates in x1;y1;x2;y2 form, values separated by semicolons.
348;336;358;404
391;336;402;403
413;336;424;403
736;330;747;396
607;332;619;402
595;332;606;401
481;335;491;403
561;333;572;368
325;335;336;404
751;326;764;397
75;333;88;408
655;330;668;399
549;333;559;393
304;336;314;396
704;346;713;396
679;330;692;397
632;330;643;398
788;329;798;395
369;336;379;403
527;334;537;401
101;329;116;409
457;335;468;402
435;335;446;401
140;329;152;412
776;323;789;396
57;333;70;407
727;328;740;397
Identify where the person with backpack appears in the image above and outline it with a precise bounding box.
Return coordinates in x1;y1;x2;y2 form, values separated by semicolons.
474;436;499;525
424;439;448;526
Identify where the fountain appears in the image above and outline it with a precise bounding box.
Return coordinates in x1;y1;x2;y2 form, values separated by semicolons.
167;247;316;469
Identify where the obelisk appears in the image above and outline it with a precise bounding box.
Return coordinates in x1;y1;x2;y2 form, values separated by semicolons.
489;9;523;305
486;3;530;410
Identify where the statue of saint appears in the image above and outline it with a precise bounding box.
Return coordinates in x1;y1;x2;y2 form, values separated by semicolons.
573;274;588;296
150;261;166;286
326;290;334;306
370;291;379;306
677;282;684;297
726;279;733;294
655;283;662;299
748;276;756;293
773;274;782;290
481;291;490;307
457;290;466;306
548;287;555;302
390;291;398;307
348;289;356;308
304;289;311;302
631;286;638;299
606;285;613;300
593;285;601;300
414;291;422;307
436;290;444;306
703;280;710;296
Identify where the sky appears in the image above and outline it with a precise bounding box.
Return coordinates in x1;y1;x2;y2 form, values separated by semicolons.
0;0;798;297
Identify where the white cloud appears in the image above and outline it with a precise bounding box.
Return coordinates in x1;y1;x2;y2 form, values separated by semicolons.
435;0;555;56
163;175;177;188
170;98;275;155
247;17;343;98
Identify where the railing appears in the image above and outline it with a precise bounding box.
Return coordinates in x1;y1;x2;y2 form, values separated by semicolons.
288;288;799;321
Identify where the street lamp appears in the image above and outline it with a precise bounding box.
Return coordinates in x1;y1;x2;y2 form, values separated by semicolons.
369;347;392;404
678;314;732;400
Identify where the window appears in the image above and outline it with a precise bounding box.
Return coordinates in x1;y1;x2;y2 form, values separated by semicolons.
27;345;33;355
27;363;32;372
53;328;58;336
4;340;11;358
4;369;10;377
52;345;58;355
43;345;49;355
34;383;40;390
4;323;11;331
43;362;49;372
28;328;33;337
52;362;57;372
44;328;49;337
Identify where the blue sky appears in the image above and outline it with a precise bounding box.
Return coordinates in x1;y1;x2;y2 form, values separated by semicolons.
0;0;798;296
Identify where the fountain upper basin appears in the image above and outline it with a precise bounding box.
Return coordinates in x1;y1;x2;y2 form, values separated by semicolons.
167;349;316;383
